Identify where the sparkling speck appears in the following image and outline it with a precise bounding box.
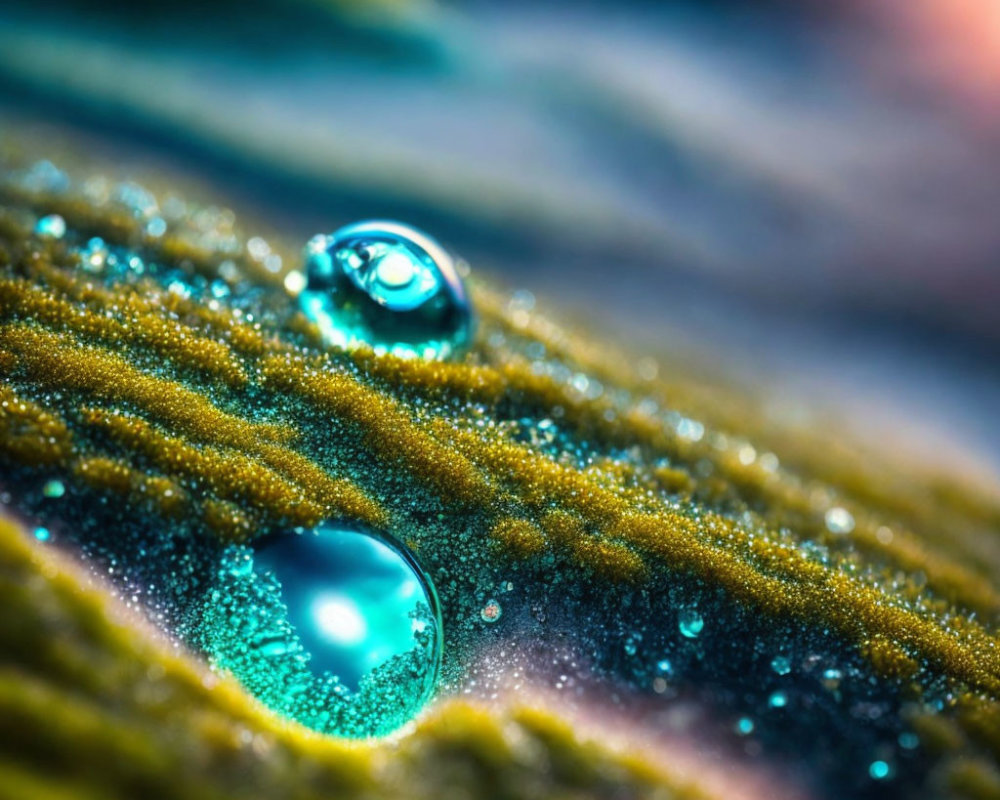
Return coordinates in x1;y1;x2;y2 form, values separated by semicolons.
42;479;65;498
678;609;704;639
825;506;855;534
736;717;755;735
770;655;792;676
768;691;788;708
34;214;66;238
33;527;50;542
869;760;892;780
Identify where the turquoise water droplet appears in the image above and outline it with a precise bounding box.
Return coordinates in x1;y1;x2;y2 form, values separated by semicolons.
298;220;473;360
42;479;65;498
197;522;441;738
768;690;788;708
678;608;704;638
869;760;892;780
656;658;673;675
33;527;50;542
735;716;755;735
770;655;791;675
34;214;66;238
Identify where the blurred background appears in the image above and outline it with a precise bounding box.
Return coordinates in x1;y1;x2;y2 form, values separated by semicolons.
1;0;998;479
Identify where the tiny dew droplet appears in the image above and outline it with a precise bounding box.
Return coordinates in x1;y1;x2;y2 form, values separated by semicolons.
736;717;755;735
298;220;473;360
481;599;502;623
770;655;791;676
678;608;704;638
34;214;66;238
768;690;788;708
825;506;855;534
33;526;50;542
869;760;892;780
197;521;442;738
43;479;65;498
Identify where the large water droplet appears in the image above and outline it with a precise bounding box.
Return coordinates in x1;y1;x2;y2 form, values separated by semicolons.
197;522;442;738
298;220;473;359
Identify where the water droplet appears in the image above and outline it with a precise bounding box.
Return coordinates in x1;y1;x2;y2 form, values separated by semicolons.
821;667;843;691
34;214;66;239
198;522;441;738
145;217;168;238
42;479;65;498
869;760;892;780
656;658;673;676
735;717;755;735
33;527;50;542
299;221;473;359
678;608;704;638
825;506;855;534
768;691;788;708
770;655;792;676
80;238;108;273
481;599;502;623
898;732;919;750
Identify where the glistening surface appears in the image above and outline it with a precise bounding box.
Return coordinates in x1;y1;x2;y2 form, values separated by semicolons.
1;148;999;800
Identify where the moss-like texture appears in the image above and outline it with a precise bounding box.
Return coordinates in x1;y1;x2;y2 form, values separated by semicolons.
1;143;999;800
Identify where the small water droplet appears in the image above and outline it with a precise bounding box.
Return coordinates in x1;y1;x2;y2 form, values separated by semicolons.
34;214;66;239
869;760;892;780
770;655;792;676
821;667;843;691
735;717;755;735
145;217;168;238
33;526;50;542
768;691;788;708
825;506;855;534
42;479;65;498
299;221;473;359
678;609;704;638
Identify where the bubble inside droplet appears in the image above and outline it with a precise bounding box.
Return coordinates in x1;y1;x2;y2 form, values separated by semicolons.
197;522;442;738
298;220;473;360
